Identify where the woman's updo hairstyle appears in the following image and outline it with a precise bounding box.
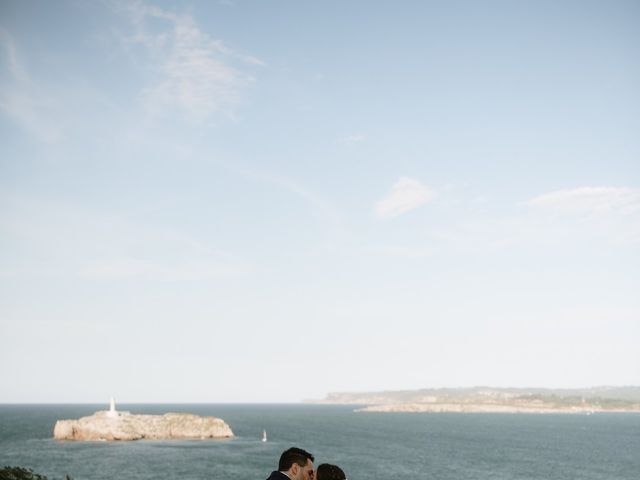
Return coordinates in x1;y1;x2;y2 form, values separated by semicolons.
316;464;346;480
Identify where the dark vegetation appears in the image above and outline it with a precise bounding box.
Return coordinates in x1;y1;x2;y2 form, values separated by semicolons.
0;467;72;480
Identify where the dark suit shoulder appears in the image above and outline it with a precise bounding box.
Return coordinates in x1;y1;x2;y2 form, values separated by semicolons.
266;471;290;480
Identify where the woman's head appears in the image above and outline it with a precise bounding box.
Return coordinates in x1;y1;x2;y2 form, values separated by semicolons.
316;464;346;480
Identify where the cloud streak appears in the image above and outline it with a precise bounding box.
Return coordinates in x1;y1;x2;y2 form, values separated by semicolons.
341;133;366;146
375;177;435;219
0;29;63;142
365;245;432;258
0;193;250;282
526;187;640;216
232;166;344;229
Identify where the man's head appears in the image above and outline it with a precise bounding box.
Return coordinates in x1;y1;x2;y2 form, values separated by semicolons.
278;447;315;480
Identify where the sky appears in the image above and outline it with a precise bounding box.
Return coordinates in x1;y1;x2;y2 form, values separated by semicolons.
1;0;639;403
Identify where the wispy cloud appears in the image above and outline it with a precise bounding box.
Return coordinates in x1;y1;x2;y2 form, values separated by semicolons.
0;193;250;281
526;187;640;216
234;166;343;226
341;133;366;146
122;1;262;121
0;29;62;142
365;245;432;258
374;177;436;219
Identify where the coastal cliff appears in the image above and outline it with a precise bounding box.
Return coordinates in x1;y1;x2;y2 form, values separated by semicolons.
53;410;234;441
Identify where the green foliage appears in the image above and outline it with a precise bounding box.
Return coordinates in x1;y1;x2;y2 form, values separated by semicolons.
0;467;72;480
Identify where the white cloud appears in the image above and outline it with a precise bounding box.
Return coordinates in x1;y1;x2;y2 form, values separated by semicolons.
526;187;640;216
124;2;262;121
374;177;436;219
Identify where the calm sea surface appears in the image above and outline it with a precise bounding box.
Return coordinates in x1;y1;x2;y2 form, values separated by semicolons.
1;404;639;480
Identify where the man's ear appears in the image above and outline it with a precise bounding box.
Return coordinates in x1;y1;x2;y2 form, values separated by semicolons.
290;464;299;476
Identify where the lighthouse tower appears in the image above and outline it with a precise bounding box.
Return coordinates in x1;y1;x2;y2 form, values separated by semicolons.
107;397;118;418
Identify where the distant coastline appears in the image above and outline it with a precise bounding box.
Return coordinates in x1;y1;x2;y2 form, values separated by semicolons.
355;403;638;414
309;386;640;413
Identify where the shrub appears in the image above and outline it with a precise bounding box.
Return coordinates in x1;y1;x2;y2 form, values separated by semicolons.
0;467;72;480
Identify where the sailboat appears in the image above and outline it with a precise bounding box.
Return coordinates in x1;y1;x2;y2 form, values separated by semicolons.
262;429;267;442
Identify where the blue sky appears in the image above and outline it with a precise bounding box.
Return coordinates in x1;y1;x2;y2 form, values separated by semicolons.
1;0;639;402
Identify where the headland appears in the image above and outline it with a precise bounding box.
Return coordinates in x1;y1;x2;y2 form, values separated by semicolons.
310;386;640;414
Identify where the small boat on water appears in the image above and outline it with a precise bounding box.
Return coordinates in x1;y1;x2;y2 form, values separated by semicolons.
262;429;267;442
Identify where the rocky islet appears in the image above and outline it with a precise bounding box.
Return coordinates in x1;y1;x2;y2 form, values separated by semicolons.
53;409;234;441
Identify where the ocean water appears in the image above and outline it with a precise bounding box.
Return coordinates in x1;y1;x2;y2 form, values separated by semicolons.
1;404;639;480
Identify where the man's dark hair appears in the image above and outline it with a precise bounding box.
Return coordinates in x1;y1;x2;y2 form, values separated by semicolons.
278;447;314;471
316;464;346;480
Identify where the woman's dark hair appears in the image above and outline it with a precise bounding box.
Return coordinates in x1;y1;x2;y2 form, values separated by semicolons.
316;464;346;480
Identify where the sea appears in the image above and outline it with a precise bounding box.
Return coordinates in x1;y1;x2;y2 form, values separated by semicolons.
1;404;639;480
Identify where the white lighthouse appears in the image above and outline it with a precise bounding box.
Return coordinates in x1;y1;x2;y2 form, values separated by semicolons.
107;396;117;418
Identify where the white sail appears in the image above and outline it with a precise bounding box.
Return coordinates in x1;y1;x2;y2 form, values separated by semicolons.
262;429;267;442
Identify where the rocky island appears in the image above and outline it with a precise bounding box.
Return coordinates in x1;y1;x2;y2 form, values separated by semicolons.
54;399;234;441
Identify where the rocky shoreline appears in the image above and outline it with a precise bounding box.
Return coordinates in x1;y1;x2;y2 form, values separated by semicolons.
53;410;234;441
